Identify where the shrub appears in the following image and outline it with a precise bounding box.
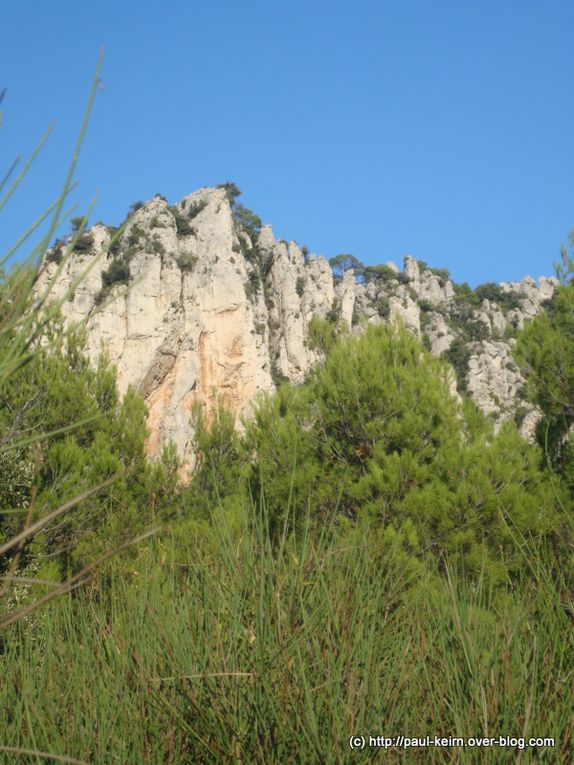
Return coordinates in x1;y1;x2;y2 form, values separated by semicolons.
217;181;242;205
126;224;145;248
270;358;288;388
128;201;144;216
453;281;480;306
245;269;260;299
168;205;194;236
187;199;208;219
329;254;363;281
307;315;337;353
244;324;566;586
515;279;574;486
466;319;490;341
475;282;522;311
46;239;65;264
444;338;471;391
234;203;262;242
102;258;130;288
176;253;198;272
296;276;306;298
70;216;86;233
151;236;166;256
429;267;450;286
363;264;398;284
376;298;390;318
71;231;94;253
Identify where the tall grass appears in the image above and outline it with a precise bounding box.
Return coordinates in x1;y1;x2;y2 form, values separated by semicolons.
0;55;153;763
1;498;571;763
0;53;144;633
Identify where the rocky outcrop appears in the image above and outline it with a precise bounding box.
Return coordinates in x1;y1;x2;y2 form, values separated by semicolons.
38;188;334;468
40;186;557;464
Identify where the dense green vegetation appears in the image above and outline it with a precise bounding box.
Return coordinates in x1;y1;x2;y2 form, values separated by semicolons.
2;256;574;762
0;316;572;762
1;507;572;763
515;233;574;493
187;323;570;588
0;318;179;578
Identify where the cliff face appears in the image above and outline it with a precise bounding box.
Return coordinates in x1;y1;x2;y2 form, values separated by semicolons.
39;188;333;467
39;186;557;466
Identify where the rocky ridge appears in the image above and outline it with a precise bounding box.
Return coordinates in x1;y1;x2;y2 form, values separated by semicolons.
39;186;557;467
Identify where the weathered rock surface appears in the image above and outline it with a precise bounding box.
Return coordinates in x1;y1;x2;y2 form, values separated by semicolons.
40;186;557;464
39;189;331;467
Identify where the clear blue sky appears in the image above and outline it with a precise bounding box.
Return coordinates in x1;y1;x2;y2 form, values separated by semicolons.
2;0;573;285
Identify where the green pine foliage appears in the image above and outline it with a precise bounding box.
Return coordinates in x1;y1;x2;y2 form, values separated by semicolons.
362;263;398;283
233;203;262;242
329;253;364;281
168;205;195;236
0;315;179;576
188;324;569;586
515;278;574;490
306;315;338;353
474;282;522;311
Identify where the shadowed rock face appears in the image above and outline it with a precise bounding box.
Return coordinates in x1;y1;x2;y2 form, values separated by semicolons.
40;187;557;464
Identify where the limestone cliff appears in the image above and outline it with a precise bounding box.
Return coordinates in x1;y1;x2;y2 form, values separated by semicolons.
39;186;557;464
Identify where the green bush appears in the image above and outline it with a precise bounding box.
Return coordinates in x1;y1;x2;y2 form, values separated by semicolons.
453;281;480;306
475;282;522;311
245;269;260;299
233;203;262;243
102;258;130;287
168;205;194;236
175;253;198;272
270;358;289;388
515;278;574;488
46;239;65;264
307;315;337;353
429;267;450;286
466;318;490;341
71;231;94;253
70;216;86;233
329;253;363;281
245;326;567;583
363;264;398;283
128;200;144;216
151;235;166;256
376;297;390;318
419;299;434;313
126;223;145;248
444;337;471;391
187;199;208;219
217;181;242;205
